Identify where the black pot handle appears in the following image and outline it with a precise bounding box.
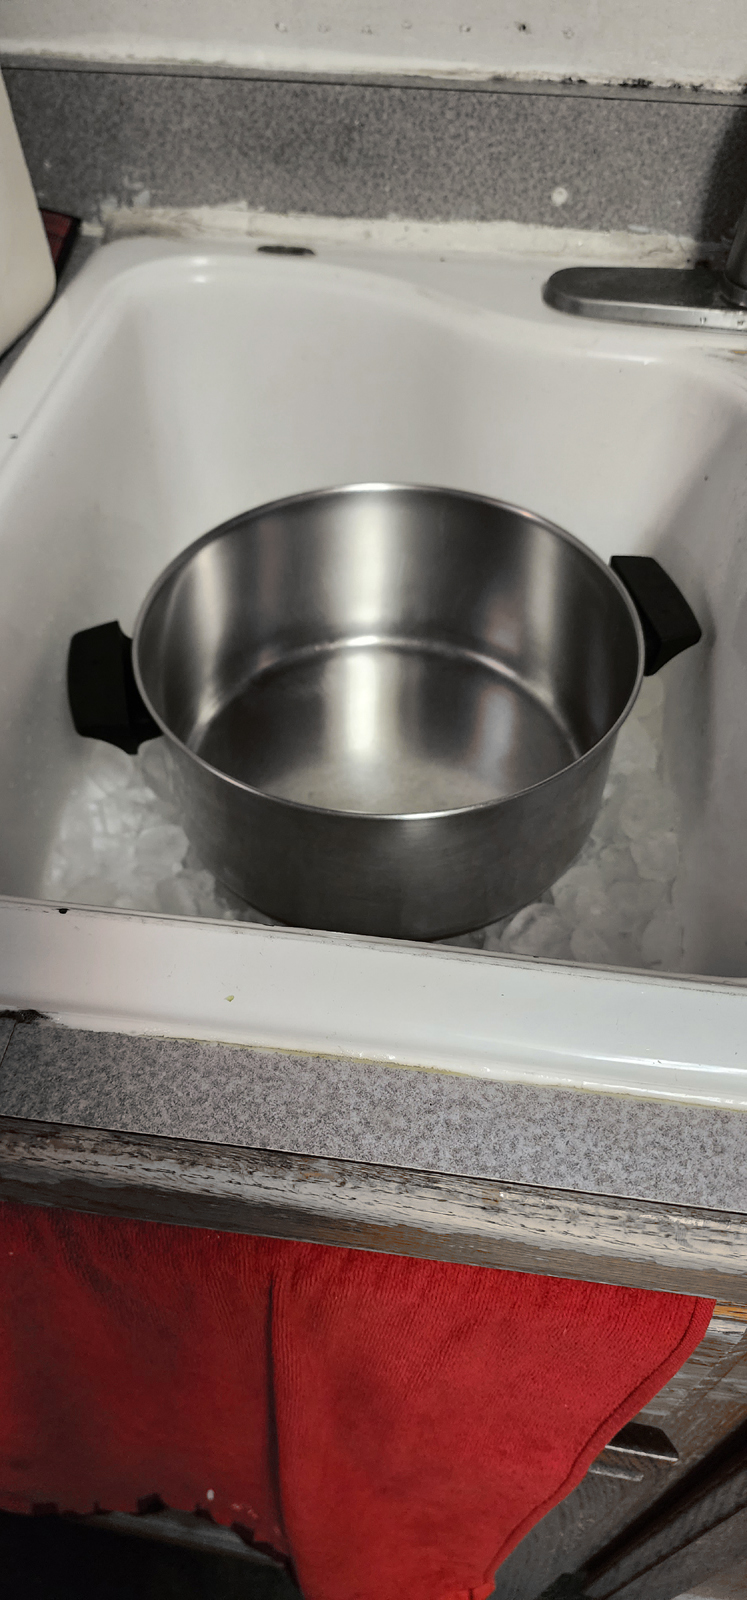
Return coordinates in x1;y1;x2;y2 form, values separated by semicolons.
67;621;161;753
610;555;702;675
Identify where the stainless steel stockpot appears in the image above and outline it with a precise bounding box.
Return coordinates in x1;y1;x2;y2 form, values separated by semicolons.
68;484;701;939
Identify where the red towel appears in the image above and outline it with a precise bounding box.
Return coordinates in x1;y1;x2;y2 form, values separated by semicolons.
40;209;80;276
0;1202;712;1600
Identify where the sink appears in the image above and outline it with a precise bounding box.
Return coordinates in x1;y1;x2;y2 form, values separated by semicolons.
2;234;747;1105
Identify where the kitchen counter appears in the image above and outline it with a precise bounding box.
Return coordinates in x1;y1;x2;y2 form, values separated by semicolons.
1;223;746;1306
1;1014;745;1302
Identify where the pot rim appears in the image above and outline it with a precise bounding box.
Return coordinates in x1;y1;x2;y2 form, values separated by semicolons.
132;481;646;821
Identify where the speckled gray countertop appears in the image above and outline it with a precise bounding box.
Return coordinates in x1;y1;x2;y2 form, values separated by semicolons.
1;1018;745;1214
6;64;747;243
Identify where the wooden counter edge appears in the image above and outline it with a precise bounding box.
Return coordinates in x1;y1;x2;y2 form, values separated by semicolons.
0;1115;744;1300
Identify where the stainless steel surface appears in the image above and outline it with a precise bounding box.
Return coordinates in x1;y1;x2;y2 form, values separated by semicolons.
196;641;577;813
134;484;643;940
543;174;747;325
543;265;747;329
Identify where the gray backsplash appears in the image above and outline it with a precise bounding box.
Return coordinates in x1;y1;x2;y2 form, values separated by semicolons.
5;62;747;241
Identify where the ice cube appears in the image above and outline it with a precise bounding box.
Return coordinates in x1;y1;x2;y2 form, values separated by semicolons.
502;904;570;959
552;862;605;922
136;739;178;803
606;878;667;933
59;805;100;846
619;774;676;840
192;869;229;918
87;743;135;793
570;926;616;965
611;716;657;776
641;908;684;969
156;875;201;916
502;904;541;940
76;773;114;806
590;782;626;845
631;830;679;883
482;915;513;950
610;931;645;970
574;883;620;938
127;785;161;806
135;824;189;876
100;792;152;836
597;844;639;885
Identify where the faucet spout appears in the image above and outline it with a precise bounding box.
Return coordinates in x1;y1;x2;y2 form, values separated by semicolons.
543;201;747;330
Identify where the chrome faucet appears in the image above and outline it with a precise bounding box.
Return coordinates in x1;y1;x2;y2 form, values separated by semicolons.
544;195;747;328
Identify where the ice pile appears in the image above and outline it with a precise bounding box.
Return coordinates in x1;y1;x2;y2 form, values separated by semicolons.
42;739;273;925
459;673;685;970
43;674;684;970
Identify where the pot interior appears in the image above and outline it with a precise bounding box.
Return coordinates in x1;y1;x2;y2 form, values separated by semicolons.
135;486;641;816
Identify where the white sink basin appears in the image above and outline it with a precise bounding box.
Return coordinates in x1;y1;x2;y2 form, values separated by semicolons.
2;235;747;1106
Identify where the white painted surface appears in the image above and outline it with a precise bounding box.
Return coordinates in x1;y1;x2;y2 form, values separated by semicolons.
0;72;54;356
1;0;746;92
4;899;747;1108
1;233;747;1103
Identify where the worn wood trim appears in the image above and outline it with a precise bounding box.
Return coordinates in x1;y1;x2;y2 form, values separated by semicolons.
584;1416;747;1599
586;1505;747;1600
0;1116;745;1298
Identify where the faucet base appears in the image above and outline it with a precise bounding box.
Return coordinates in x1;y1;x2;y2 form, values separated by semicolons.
543;266;747;329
